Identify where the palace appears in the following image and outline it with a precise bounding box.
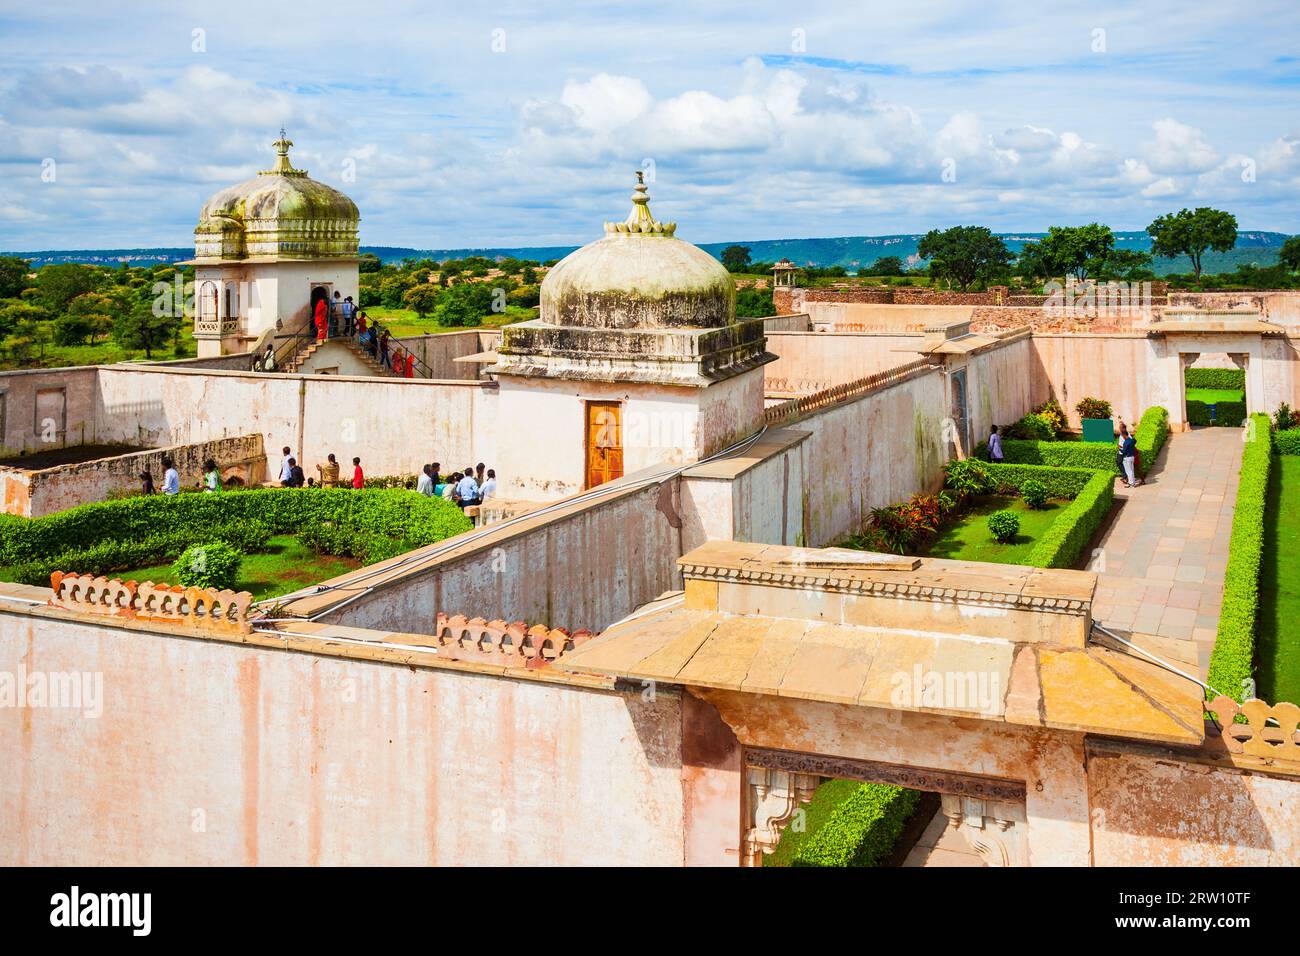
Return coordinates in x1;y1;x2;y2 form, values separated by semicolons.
3;136;1300;866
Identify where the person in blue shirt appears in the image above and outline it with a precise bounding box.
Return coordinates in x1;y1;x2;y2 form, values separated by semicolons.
454;466;480;508
1118;424;1141;488
161;456;180;495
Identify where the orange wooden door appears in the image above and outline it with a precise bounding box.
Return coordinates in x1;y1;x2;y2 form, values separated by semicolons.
585;401;624;489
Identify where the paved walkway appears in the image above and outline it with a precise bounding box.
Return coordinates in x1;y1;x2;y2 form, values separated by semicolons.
1090;428;1242;678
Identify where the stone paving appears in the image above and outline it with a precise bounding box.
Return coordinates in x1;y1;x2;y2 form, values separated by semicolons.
1090;428;1243;679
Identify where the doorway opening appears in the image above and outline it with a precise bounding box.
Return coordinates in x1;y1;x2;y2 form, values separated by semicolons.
1182;352;1247;428
584;400;623;490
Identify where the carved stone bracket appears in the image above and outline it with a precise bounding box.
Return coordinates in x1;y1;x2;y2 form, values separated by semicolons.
742;767;820;867
940;794;1027;867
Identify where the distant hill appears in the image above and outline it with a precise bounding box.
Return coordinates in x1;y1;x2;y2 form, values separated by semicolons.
5;231;1291;276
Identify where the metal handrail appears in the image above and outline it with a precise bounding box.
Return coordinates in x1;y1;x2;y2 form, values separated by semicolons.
354;319;436;379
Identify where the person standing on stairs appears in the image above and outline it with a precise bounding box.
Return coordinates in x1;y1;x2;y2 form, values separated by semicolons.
314;295;328;344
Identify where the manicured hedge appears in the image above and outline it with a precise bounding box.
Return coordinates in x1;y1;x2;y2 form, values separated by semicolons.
1275;429;1300;456
1186;400;1247;428
984;462;1115;569
774;782;920;867
1206;413;1272;700
0;488;472;586
1186;367;1246;390
1134;405;1169;477
979;438;1118;473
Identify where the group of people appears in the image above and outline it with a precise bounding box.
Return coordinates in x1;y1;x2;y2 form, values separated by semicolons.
986;421;1144;488
415;462;497;509
313;290;361;344
309;291;419;378
138;456;223;496
278;447;365;489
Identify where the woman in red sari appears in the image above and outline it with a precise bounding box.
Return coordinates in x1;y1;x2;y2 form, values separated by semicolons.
313;297;328;343
404;353;415;378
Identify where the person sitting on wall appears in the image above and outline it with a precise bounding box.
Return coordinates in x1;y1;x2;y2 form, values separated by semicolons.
316;453;340;487
161;457;180;496
455;465;480;509
203;459;222;493
352;457;365;489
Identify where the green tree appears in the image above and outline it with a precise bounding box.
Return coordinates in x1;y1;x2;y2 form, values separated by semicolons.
1089;248;1154;282
864;255;905;276
403;283;442;320
358;252;383;273
0;256;32;299
379;273;417;308
112;299;178;359
1147;207;1238;280
68;289;130;344
916;226;1012;291
36;263;101;312
1278;235;1300;273
434;282;494;327
0;301;49;340
1038;223;1115;281
736;287;775;317
1015;242;1052;280
721;245;752;272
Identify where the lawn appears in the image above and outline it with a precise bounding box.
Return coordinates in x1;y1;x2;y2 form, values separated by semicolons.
1185;387;1245;405
1256;455;1300;703
921;495;1064;565
124;534;360;602
0;334;199;371
364;305;535;338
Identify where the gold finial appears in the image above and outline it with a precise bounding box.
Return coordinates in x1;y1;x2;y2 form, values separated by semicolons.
263;129;306;177
605;170;676;236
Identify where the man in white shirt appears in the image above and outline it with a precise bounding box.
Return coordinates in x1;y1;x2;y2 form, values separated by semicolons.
479;469;497;501
162;457;180;495
416;464;435;496
455;467;479;508
278;446;293;486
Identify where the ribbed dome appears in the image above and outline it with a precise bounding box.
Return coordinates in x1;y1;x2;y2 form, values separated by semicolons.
540;174;734;330
194;131;359;261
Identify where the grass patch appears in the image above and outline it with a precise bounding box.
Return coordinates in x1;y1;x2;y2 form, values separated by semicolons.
922;495;1064;565
125;534;360;602
1257;455;1300;703
1186;387;1245;405
364;305;534;338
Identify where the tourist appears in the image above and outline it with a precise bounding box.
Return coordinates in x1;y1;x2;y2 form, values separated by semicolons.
314;295;328;343
475;462;486;486
404;352;415;378
285;457;306;488
417;464;435;496
440;472;459;500
455;466;480;508
431;461;442;484
316;453;340;487
342;296;357;337
379;330;390;368
140;470;155;496
262;342;277;373
352;457;365;489
1118;424;1140;488
329;291;343;338
480;468;497;501
161;457;180;496
278;446;294;486
203;459;221;493
988;425;1004;463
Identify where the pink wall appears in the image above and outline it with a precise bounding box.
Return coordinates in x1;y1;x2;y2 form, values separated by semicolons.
764;331;925;394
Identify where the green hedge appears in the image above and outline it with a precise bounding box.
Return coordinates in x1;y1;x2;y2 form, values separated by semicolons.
1275;429;1300;456
767;780;920;867
1186;400;1247;428
979;438;1118;473
1134;406;1169;477
0;489;472;586
983;463;1115;569
1186;367;1246;390
1206;414;1272;700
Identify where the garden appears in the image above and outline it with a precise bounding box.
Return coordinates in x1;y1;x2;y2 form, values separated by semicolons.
0;487;473;601
1184;367;1246;428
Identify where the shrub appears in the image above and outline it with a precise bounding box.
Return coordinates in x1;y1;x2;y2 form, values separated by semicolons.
1275;428;1300;456
1185;367;1245;391
788;784;920;867
943;458;993;496
980;462;1097;499
1021;479;1049;509
1075;397;1113;420
1186;400;1246;428
988;509;1020;543
1207;413;1272;700
1033;398;1068;435
1024;469;1114;569
1133;406;1169;478
1006;413;1055;442
172;542;243;590
1275;403;1296;432
977;438;1117;473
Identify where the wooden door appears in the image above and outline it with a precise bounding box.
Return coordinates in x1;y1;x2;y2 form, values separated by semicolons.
585;401;623;489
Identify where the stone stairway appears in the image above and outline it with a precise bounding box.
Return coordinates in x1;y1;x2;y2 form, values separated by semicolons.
282;337;401;377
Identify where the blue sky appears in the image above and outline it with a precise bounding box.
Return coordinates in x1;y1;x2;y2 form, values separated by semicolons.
0;0;1297;250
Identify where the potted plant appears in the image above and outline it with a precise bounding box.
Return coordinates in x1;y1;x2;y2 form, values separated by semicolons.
1076;397;1114;443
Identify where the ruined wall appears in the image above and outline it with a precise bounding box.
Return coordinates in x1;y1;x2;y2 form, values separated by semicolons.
1087;743;1300;865
92;366;497;481
314;478;684;634
2;434;266;517
0;366;99;456
0;610;687;866
764;331;924;394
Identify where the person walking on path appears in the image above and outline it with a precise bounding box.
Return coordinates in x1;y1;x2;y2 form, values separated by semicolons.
352;457;365;489
162;457;180;496
1118;424;1141;488
988;425;1004;463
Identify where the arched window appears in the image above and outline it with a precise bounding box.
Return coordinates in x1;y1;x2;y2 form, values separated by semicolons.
224;283;238;319
199;281;218;319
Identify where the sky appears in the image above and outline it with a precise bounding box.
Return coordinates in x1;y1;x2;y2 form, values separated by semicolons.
0;0;1298;251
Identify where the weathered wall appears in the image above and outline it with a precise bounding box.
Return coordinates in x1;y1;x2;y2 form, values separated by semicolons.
2;434;266;517
0;612;687;866
0;366;99;455
764;331;924;394
964;333;1036;441
1029;334;1158;428
92;366;497;481
1087;743;1300;865
393;330;501;381
1171;291;1300;331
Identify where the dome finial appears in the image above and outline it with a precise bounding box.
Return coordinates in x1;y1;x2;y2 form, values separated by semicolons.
605;169;676;236
263;128;306;177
